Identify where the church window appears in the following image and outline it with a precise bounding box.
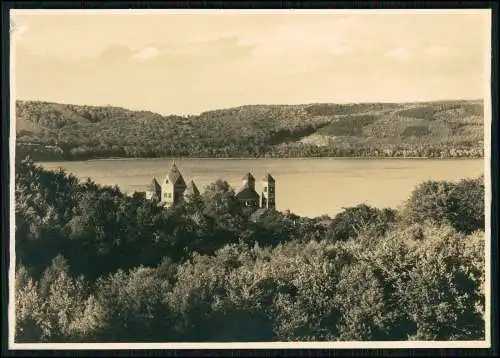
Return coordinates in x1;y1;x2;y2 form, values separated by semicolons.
264;187;267;192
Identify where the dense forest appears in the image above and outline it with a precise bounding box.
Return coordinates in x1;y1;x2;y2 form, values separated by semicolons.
14;156;485;342
15;100;484;161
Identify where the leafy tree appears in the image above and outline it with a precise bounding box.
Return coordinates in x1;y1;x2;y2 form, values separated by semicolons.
16;257;93;342
93;266;175;342
448;176;485;233
327;204;397;241
403;176;484;234
15;266;45;342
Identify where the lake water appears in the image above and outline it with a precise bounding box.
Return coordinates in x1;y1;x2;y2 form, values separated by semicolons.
38;158;484;218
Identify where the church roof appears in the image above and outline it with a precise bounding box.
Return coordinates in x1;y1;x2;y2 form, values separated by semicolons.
165;162;187;187
185;180;200;196
146;177;161;192
261;173;275;182
235;187;260;200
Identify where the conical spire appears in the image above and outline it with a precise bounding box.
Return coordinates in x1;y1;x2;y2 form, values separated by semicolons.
242;172;256;181
261;173;275;182
242;172;256;189
185;180;200;196
165;161;186;187
147;177;161;192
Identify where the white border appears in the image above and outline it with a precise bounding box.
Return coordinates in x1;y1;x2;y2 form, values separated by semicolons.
8;8;493;351
6;341;494;350
8;9;18;351
8;9;492;15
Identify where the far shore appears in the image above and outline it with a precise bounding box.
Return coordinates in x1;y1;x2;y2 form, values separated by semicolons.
35;156;485;163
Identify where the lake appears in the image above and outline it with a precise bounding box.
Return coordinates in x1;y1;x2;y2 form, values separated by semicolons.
38;158;484;218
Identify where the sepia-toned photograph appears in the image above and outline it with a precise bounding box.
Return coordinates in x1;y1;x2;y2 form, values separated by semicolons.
8;8;492;350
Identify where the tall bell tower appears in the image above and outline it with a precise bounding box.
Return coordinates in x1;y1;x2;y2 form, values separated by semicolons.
260;173;276;209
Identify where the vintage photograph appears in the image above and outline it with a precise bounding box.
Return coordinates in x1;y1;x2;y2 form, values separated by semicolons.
9;9;491;349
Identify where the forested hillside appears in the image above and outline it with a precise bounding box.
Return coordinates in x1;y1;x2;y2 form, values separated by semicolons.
15;100;484;161
14;157;485;342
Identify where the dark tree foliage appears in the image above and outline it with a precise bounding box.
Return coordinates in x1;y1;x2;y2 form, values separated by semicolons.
327;204;398;241
14;158;301;280
403;176;485;234
14;158;485;342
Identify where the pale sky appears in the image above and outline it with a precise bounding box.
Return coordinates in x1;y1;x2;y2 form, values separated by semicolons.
11;10;491;115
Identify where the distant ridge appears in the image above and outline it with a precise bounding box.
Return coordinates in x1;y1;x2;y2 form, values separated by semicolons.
15;99;484;161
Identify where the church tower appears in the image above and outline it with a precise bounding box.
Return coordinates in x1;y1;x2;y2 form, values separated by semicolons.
261;173;276;209
242;172;256;190
161;161;187;207
184;180;201;202
145;177;161;201
236;173;260;210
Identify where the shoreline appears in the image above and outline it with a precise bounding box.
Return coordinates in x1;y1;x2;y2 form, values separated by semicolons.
35;156;485;164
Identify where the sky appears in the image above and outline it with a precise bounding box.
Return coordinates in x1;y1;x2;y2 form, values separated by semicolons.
11;9;491;115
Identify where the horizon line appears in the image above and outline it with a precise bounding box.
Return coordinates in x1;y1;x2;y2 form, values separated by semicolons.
14;97;484;117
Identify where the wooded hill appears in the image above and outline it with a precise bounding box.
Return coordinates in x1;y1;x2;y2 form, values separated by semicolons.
15;99;484;161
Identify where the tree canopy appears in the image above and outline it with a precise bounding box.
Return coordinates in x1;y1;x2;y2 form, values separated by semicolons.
14;157;486;342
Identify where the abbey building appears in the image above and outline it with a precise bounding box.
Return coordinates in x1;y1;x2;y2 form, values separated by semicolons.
235;172;276;210
144;161;276;211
